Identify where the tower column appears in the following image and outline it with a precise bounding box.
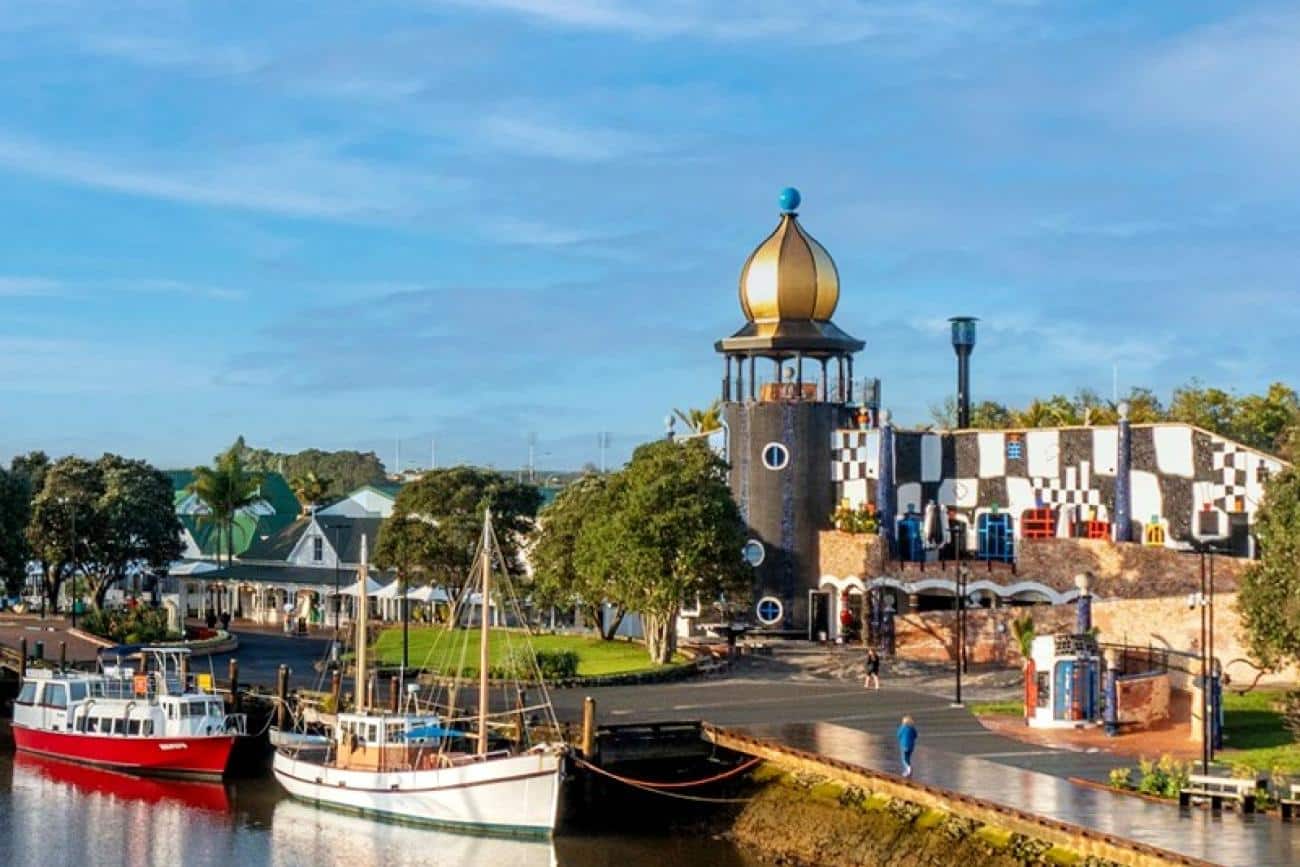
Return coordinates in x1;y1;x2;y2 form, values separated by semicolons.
749;356;756;401
846;356;854;403
819;358;828;402
795;352;803;395
736;354;745;403
1115;403;1133;542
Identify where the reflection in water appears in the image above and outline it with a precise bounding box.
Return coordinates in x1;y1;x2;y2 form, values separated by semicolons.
271;799;557;867
0;751;753;867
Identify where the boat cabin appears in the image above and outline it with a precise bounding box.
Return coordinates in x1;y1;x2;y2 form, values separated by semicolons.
12;647;244;739
334;712;460;770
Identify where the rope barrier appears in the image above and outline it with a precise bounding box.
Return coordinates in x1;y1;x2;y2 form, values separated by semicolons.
571;755;760;804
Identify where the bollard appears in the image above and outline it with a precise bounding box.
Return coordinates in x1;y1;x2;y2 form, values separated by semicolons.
580;696;597;760
18;638;26;679
228;658;240;713
33;640;44;661
330;669;342;715
366;675;376;711
390;675;399;714
179;654;189;690
276;664;289;731
59;641;67;672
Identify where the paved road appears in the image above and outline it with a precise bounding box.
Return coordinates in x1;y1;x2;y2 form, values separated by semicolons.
210;629;333;691
551;673;1127;783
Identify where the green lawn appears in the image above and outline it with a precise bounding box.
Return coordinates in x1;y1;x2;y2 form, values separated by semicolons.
969;700;1023;717
371;627;686;678
1218;688;1300;773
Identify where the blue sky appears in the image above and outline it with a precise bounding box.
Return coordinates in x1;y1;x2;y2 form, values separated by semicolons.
2;1;1298;472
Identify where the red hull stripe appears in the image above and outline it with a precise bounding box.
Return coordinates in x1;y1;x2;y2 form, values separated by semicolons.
12;725;235;777
275;764;556;794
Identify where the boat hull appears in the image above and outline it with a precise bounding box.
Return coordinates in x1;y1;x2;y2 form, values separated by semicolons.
12;724;236;779
272;749;563;837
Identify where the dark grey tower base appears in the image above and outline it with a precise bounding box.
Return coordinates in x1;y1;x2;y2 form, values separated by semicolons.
726;399;852;633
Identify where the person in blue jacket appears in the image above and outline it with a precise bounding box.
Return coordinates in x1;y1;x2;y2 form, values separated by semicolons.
897;715;918;778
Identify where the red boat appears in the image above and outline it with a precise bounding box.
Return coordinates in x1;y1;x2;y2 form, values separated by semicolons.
11;647;245;779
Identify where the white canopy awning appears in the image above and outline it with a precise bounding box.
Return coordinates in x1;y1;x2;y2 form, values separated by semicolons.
407;584;450;604
329;576;385;597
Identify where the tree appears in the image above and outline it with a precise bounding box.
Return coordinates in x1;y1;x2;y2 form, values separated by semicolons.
374;513;439;664
1237;463;1300;671
25;456;182;612
673;400;722;435
26;457;101;614
1168;380;1238;436
290;470;332;514
529;474;626;638
1233;382;1299;454
575;439;748;664
386;467;542;602
0;467;31;597
229;437;387;498
188;447;264;571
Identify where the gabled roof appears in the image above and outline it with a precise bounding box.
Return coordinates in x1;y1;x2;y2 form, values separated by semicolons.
179;511;297;558
239;514;386;565
166;469;302;519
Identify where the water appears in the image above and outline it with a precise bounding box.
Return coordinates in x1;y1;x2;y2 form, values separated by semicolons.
0;752;758;867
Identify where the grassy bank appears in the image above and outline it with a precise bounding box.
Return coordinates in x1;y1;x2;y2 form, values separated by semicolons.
970;700;1023;717
1219;688;1300;773
372;626;686;678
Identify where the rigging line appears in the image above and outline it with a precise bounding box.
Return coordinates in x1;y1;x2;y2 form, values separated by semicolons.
571;755;763;789
570;756;759;804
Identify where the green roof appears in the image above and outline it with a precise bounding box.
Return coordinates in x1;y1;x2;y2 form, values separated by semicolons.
167;469;301;519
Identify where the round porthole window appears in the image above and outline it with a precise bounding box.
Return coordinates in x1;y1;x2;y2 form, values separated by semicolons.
755;596;783;625
761;442;789;470
742;540;765;567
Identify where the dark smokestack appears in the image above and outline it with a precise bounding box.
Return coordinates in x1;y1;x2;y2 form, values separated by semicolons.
949;317;978;428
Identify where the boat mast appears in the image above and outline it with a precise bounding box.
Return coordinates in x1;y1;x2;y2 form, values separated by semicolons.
477;508;491;756
355;534;369;713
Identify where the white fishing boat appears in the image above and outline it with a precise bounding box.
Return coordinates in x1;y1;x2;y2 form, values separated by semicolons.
272;510;566;837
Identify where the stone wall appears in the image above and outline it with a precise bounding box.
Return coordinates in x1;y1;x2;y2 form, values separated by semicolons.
818;530;884;578
1015;538;1248;598
892;591;1296;685
1116;672;1170;727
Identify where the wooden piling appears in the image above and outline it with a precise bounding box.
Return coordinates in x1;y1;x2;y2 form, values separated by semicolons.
228;658;240;713
580;696;597;759
276;664;289;731
330;669;343;714
58;641;66;672
18;638;26;679
390;675;400;714
179;654;189;690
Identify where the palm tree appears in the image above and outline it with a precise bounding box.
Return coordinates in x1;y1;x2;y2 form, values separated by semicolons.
290;470;331;515
672;399;723;435
188;447;264;573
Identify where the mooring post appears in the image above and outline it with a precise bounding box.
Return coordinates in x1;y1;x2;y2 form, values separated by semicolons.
390;675;400;714
228;658;240;713
59;641;66;672
447;679;459;721
330;669;342;715
18;638;26;679
179;653;190;690
276;664;289;731
581;696;597;760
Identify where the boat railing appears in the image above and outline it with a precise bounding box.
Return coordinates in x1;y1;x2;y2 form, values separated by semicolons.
224;714;248;735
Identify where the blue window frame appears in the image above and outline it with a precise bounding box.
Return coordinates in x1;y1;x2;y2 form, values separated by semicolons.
977;513;1015;562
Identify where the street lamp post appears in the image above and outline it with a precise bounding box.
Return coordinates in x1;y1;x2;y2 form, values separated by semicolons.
59;496;78;628
951;514;965;707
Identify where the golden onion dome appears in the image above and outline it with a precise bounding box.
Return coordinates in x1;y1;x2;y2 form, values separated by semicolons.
739;187;840;323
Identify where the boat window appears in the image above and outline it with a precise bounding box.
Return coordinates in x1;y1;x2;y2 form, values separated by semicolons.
367;724;377;743
166;703;176;719
142;720;153;736
15;682;37;706
85;717;98;733
387;724;405;742
68;682;88;703
128;720;141;735
42;683;67;710
208;702;223;717
113;718;126;734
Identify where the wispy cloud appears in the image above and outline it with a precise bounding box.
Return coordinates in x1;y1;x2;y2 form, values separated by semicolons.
476;112;662;162
0;274;244;301
0;131;462;222
442;0;981;45
0;276;62;296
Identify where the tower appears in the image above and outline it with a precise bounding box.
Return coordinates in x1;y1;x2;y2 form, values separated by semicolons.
949;316;977;428
715;188;864;633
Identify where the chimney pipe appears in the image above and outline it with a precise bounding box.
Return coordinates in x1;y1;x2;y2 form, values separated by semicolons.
949;317;978;428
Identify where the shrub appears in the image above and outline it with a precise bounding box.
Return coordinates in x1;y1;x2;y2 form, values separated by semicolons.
833;503;879;534
1107;767;1133;790
80;606;177;644
1132;755;1191;799
494;646;579;681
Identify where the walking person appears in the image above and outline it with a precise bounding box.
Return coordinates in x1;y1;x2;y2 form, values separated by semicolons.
897;715;918;778
863;647;881;689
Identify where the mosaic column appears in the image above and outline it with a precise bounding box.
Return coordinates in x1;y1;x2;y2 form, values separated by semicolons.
1104;650;1120;737
876;410;897;557
1114;404;1132;542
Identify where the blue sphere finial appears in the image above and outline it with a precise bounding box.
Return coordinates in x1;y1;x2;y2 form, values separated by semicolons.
778;186;801;213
